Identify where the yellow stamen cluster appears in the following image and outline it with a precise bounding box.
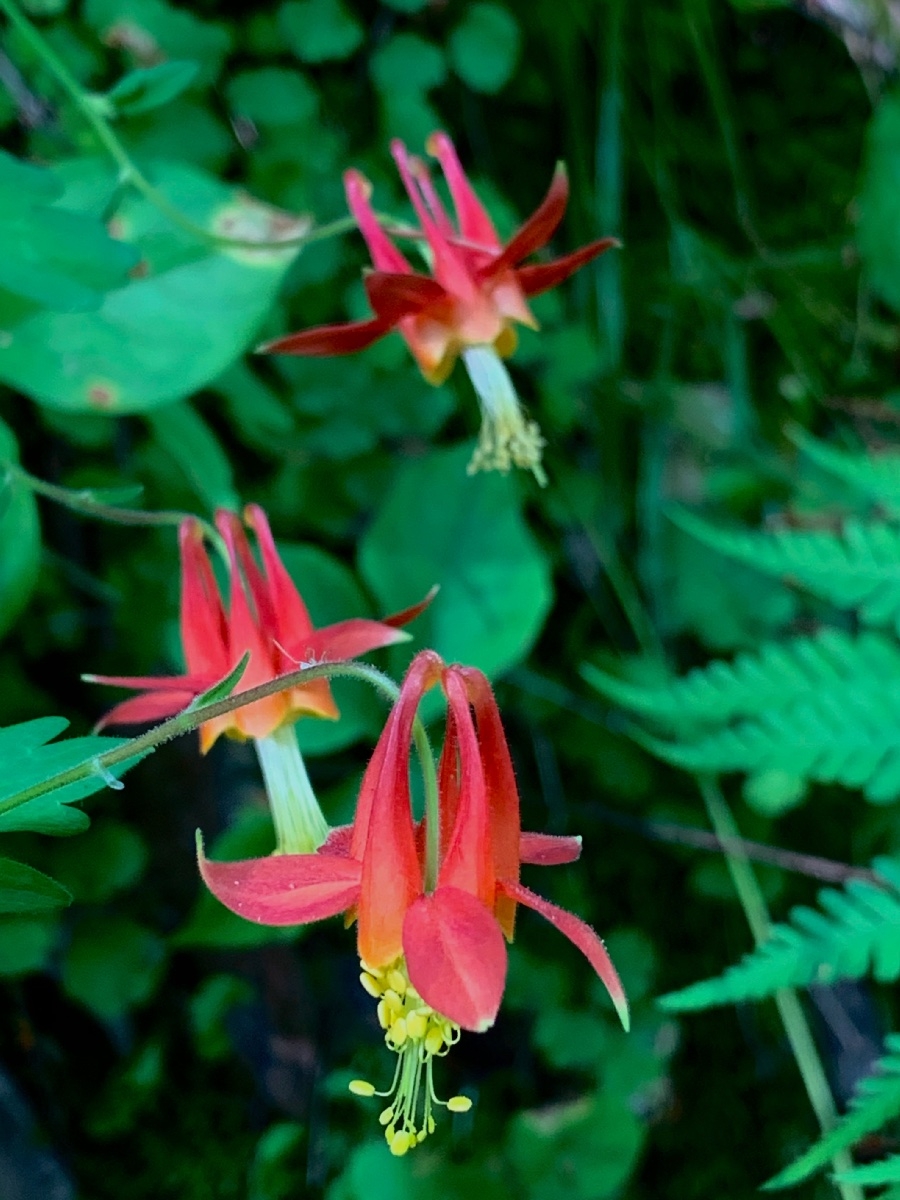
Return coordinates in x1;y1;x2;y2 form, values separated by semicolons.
348;957;472;1155
462;345;548;486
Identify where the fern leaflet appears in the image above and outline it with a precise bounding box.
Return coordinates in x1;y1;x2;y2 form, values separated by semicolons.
659;857;900;1012
764;1034;900;1189
674;508;900;632
834;1156;900;1186
789;423;900;509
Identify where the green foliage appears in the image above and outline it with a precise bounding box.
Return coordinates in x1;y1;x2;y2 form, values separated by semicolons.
0;857;71;913
0;420;40;639
359;445;553;679
660;857;900;1011
103;60;200;116
789;423;900;510
62;912;166;1017
278;0;363;63
765;1034;900;1189
858;91;900;313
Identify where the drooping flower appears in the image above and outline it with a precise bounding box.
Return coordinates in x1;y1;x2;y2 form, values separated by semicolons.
258;132;617;484
88;505;431;854
199;650;628;1152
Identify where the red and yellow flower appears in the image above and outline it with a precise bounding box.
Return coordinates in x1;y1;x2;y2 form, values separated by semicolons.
199;650;628;1152
88;505;430;854
259;133;617;483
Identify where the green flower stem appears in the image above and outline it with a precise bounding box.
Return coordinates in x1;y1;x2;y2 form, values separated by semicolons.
698;776;864;1200
0;659;441;884
6;461;222;548
0;0;359;252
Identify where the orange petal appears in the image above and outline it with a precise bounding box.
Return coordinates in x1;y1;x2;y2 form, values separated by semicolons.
498;879;630;1031
403;886;507;1032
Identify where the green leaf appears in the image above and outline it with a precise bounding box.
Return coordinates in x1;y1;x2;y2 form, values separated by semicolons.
0;858;71;913
0;420;40;639
62;913;166;1018
358;444;553;678
834;1156;900;1186
381;0;429;11
190;973;254;1060
506;1093;643;1200
858;92;900;313
188;652;251;709
105;60;200;116
84;0;231;87
41;820;147;903
370;35;447;95
278;0;363;63
145;403;239;510
765;1033;900;1189
788;423;900;510
0;716;149;835
0;159;303;413
660;857;900;1012
0;914;59;976
0;150;137;313
226;67;318;128
448;3;521;94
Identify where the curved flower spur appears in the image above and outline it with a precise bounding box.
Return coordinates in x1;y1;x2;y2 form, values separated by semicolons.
199;650;628;1154
87;505;432;856
258;133;618;485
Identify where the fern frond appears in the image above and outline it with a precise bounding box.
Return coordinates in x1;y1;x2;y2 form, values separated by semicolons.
658;857;900;1013
583;630;900;729
764;1034;900;1189
789;423;900;509
639;672;900;802
674;509;900;631
834;1156;900;1186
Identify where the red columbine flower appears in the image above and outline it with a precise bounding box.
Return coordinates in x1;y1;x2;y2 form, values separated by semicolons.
258;132;617;484
88;505;430;854
199;650;628;1152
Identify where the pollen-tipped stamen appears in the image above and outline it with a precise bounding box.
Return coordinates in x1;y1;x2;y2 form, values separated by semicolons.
254;722;329;855
348;957;471;1153
462;346;547;486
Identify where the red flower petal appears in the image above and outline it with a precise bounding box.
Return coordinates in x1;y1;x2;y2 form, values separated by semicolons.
85;673;203;692
483;163;569;277
498;879;629;1031
258;317;392;358
179;519;228;678
519;832;582;866
244;504;314;644
364;271;448;321
93;689;196;730
198;841;362;926
427;131;500;250
379;584;438;630
344;168;413;275
295;618;412;665
320;824;353;857
403;886;507;1032
515;238;619;297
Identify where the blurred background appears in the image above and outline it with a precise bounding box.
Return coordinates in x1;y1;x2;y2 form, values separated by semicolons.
0;0;897;1195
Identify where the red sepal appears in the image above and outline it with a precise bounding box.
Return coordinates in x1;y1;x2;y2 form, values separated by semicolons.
364;271;447;320
516;238;619;297
258;317;391;358
483;163;569;277
93;689;196;729
403;886;507;1032
498;879;629;1031
519;832;582;866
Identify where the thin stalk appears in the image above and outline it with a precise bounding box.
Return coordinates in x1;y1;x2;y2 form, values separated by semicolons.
698;776;864;1200
6;461;221;548
0;0;357;252
0;661;437;829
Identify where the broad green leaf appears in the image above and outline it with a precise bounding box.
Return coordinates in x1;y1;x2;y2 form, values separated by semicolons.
0;914;59;976
0;159;304;413
105;60;200;116
84;0;231;86
145;403;239;510
370;35;447;95
858;92;900;313
226;67;318;128
0;716;149;835
0;150;137;313
358;444;553;678
41;820;147;903
506;1093;643;1200
62;913;166;1018
0;420;40;639
448;4;521;94
278;0;363;63
0;858;72;913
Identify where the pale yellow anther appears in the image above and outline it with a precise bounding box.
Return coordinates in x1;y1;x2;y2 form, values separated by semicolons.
348;1079;376;1097
427;1115;436;1134
379;1107;394;1126
447;1096;472;1113
389;1017;408;1047
359;972;382;999
385;1123;395;1142
389;1130;412;1157
376;999;389;1029
406;1010;428;1040
425;1026;445;1056
359;960;383;978
386;969;407;995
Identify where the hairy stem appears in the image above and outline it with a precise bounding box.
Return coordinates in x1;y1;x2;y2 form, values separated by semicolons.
698;776;864;1200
